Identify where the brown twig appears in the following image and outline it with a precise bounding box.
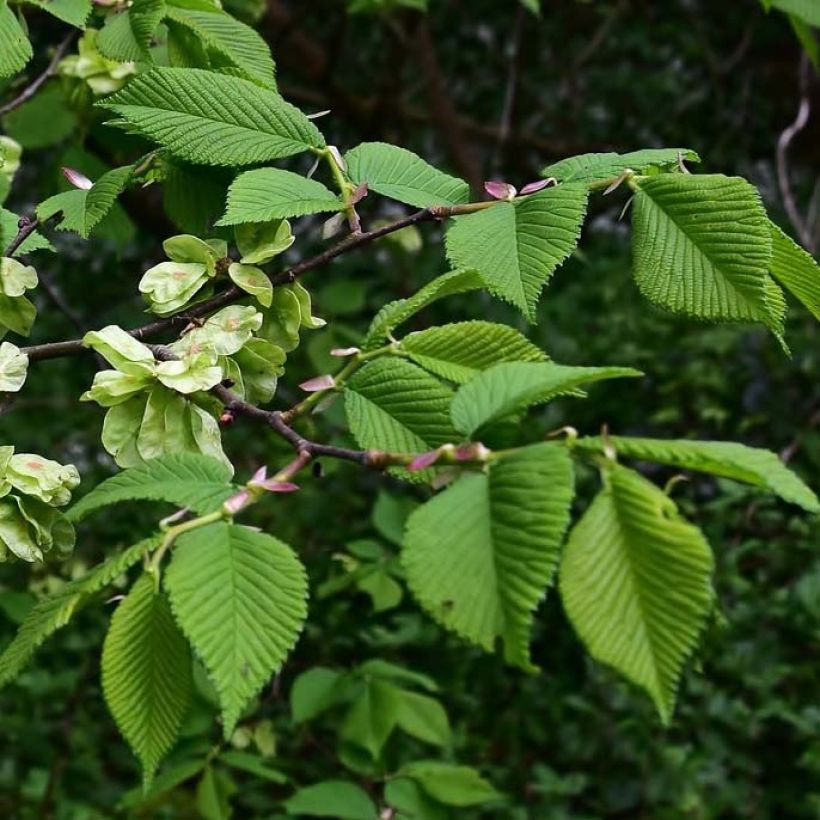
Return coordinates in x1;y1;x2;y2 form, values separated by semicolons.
0;31;78;118
776;55;816;252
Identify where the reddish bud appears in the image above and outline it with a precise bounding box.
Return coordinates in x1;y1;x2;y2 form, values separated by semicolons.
299;374;336;393
484;180;517;201
350;182;369;205
330;346;361;357
224;489;251;515
219;411;235;426
408;449;443;472
254;479;300;493
520;178;554;195
62;167;93;190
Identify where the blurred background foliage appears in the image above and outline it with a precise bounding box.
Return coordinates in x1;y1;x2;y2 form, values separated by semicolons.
1;0;819;817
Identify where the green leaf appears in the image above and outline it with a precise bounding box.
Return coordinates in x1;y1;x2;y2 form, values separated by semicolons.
631;174;779;328
384;778;448;820
363;269;486;350
403;443;574;669
398;761;503;807
0;535;160;687
98;68;324;167
102;573;192;787
542;148;700;183
398;321;547;383
26;0;91;27
344;359;458;480
357;658;438;692
164;523;308;736
341;678;400;759
97;0;166;62
164;5;276;87
559;465;714;723
67;453;235;522
2;83;77;149
575;435;819;512
218;751;287;783
0;0;32;79
451;361;642;438
769;0;820;25
84;165;136;237
36;188;88;235
284;780;378;820
768;222;820;321
196;765;234;820
345;142;469;208
218;168;340;225
1;209;52;255
445;185;588;319
395;690;451;746
290;666;346;723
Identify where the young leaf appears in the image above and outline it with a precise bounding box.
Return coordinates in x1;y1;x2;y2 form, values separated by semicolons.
102;573;192;787
542;148;700;184
344;359;458;479
218;751;287;783
451;361;642;438
769;0;820;25
67;453;235;523
575;435;819;512
445;184;588;319
290;667;347;723
0;536;160;687
98;68;325;167
164;5;277;87
631;174;779;328
164;523;308;737
398;321;547;383
26;0;91;27
284;780;378;820
559;465;714;723
97;0;166;62
403;443;575;670
363;269;486;350
345;142;470;208
397;761;503;807
0;0;33;79
768;222;820;321
384;778;448;820
218;168;340;225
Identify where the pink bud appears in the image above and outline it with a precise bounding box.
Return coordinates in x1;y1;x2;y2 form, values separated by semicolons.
408;449;442;472
520;178;554;195
454;442;491;462
331;347;361;357
249;466;268;485
484;180;517;201
350;182;369;205
62;167;93;190
299;374;336;393
255;479;300;493
224;490;251;515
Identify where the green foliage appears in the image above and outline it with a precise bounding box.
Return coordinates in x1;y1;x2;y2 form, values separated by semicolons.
404;443;574;669
542;148;700;183
0;0;32;79
164;523;308;736
560;465;715;723
99;68;325;167
445;184;588;319
768;222;820;321
97;0;167;62
102;573;192;787
284;780;377;819
345;142;470;208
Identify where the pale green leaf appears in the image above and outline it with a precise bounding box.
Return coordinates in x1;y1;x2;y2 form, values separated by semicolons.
363;269;486;350
345;142;469;208
218;168;340;225
0;535;160;687
165;5;276;87
542;148;700;184
98;68;324;167
164;523;308;736
403;443;574;669
559;466;714;723
0;341;27;391
451;361;642;437
768;222;820;321
67;453;235;522
102;573;192;787
770;0;820;25
445;185;588;319
0;0;32;79
398;320;547;383
631;174;778;328
344;359;458;480
575;435;819;512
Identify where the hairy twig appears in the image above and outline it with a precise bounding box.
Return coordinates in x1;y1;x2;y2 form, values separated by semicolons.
0;31;78;118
